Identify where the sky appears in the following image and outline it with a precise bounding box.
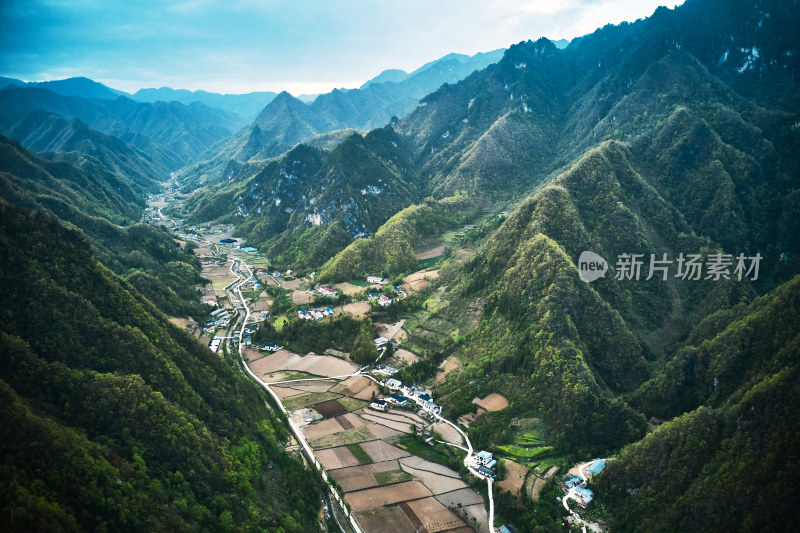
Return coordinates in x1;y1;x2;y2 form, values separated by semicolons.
0;0;685;96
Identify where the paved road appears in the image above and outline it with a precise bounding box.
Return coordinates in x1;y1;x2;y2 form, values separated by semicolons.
225;250;495;532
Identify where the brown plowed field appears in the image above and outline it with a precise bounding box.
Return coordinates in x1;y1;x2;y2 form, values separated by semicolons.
406;497;465;533
316;446;360;470
345;481;432;512
313;399;348;418
359;440;410;462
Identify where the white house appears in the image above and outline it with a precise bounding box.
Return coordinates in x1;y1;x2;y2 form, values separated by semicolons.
385;378;402;390
378;294;392;307
367;276;388;285
475;450;494;466
369;398;389;412
374;336;388;347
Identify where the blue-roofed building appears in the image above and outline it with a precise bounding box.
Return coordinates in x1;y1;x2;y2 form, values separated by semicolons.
388;394;408;406
499;526;512;533
574;486;594;506
588;459;606;476
566;476;583;488
478;465;495;478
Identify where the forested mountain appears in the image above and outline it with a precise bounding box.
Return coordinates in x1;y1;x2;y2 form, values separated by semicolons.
177;49;505;189
182;126;422;271
0;110;165;191
0;86;240;167
177;1;798;529
0;135;204;317
596;274;800;532
0;201;321;531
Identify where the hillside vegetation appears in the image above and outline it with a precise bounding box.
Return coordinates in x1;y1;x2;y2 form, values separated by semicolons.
0;202;321;532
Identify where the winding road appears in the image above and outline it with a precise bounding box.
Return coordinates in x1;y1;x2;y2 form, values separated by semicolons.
223;250;495;532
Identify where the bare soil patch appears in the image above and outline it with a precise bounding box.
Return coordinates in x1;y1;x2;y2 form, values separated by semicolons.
345;481;433;512
392;348;419;364
460;503;488;532
334;376;379;400
243;347;266;362
360;412;416;434
472;393;509;413
341;301;371;318
432;422;463;446
359;440;410;462
313;399;348;419
405;496;466;533
434;487;484;509
337;415;355;430
309;425;376;449
376;320;405;341
405;268;440;283
435;356;460;384
332;282;365;296
526;475;546;501
415;244;447;260
399;456;461;479
285;380;337;393
316;446;360;470
282;278;304;290
168;317;198;329
272;386;307;399
292;290;314;304
248;349;357;378
357;408;425;429
302;417;345;441
354;505;415;533
251;299;270;311
497;459;528;496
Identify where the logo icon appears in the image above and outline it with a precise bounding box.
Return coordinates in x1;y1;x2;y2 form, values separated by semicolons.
578;251;608;282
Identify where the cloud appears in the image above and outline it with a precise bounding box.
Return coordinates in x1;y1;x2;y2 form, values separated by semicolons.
1;0;685;93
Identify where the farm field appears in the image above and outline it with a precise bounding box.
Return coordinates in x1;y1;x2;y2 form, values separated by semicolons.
270;370;487;532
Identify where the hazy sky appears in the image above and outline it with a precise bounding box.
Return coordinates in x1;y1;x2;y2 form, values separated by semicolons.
1;0;685;95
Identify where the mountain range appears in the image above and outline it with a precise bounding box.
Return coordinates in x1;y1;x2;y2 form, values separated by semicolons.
1;0;798;530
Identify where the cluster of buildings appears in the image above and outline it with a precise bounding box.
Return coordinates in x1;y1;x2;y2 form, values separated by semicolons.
381;379;442;416
204;308;231;333
563;459;605;508
316;285;338;298
297;307;335;320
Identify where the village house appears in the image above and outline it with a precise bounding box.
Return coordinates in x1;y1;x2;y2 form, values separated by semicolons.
317;285;338;297
374;336;388;348
367;276;388;285
388;394;408;407
369;398;389;412
385;378;402;390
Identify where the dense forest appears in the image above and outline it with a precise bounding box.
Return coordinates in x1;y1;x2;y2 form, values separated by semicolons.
0;201;322;531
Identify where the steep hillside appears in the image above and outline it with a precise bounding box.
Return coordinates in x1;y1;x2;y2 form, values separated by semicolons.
182;126;422;270
0;86;240;167
596;275;800;532
0;136;205;317
0;201;321;531
178;49;505;188
0;110;166;191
